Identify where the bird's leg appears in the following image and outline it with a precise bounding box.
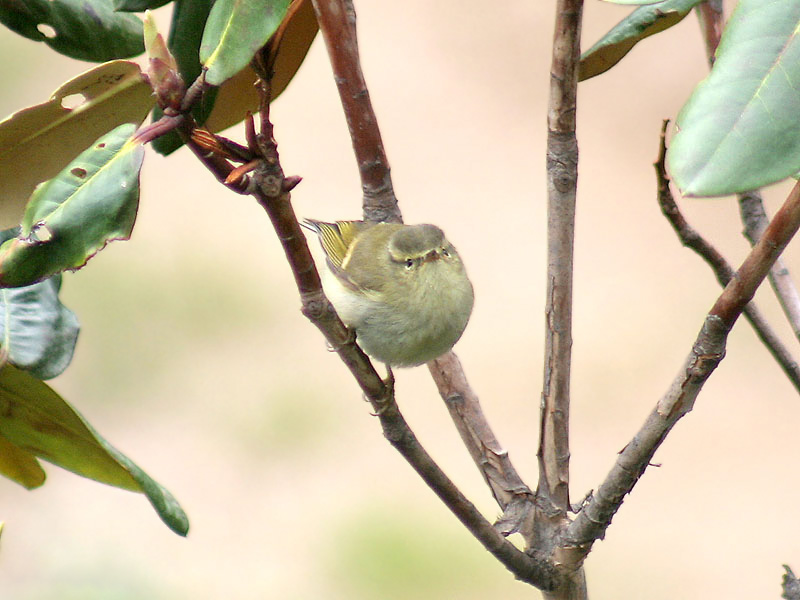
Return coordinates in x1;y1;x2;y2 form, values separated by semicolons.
370;364;395;416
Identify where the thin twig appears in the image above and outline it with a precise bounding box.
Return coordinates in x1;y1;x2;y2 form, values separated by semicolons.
566;176;800;552
655;123;800;394
739;191;800;341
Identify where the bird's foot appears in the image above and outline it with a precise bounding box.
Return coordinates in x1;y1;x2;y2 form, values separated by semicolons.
370;365;395;416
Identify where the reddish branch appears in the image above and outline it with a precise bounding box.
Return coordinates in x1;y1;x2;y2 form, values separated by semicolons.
696;0;723;66
309;0;400;223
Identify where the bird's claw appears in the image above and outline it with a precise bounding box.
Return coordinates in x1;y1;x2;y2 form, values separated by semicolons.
370;366;395;416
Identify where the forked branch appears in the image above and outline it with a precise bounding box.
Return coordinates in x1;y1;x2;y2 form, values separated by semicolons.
565;133;800;553
654;122;800;394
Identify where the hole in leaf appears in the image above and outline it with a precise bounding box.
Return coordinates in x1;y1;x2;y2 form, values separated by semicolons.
30;221;53;243
60;93;85;110
70;167;87;178
36;23;57;39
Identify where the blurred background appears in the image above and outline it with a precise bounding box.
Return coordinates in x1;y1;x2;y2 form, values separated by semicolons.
1;1;799;598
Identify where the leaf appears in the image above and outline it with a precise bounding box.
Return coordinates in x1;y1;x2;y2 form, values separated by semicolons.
668;0;800;197
0;0;145;62
112;0;173;11
152;0;220;155
199;0;292;87
0;124;144;288
0;365;190;535
157;0;317;155
0;61;153;229
0;435;46;489
579;0;703;81
0;271;80;380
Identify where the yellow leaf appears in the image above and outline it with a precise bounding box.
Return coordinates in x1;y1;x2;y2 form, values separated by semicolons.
0;61;154;228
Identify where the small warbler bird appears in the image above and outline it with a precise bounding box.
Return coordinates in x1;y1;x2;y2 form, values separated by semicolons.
303;219;474;368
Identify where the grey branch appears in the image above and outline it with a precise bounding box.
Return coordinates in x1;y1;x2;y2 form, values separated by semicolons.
739;191;800;342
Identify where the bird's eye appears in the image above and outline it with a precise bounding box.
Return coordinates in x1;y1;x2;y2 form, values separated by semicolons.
405;258;414;269
441;247;450;257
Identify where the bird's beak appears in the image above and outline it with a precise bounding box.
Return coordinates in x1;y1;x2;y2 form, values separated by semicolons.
422;249;441;264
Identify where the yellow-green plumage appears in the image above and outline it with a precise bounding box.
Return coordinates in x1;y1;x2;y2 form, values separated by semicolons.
303;219;474;367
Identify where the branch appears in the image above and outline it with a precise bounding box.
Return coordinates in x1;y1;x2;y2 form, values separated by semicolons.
783;565;800;600
739;191;800;341
536;3;587;598
654;122;800;394
309;0;400;223
539;0;583;516
694;0;723;67
566;175;800;553
428;353;535;535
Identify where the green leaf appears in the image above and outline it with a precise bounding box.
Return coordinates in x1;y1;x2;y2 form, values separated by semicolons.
0;124;143;288
579;0;702;81
0;270;80;380
0;61;153;230
199;0;292;86
153;0;219;155
157;0;317;155
668;0;800;196
112;0;173;11
0;0;145;62
0;365;189;535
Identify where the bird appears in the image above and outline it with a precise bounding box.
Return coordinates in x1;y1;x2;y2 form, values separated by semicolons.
302;219;474;368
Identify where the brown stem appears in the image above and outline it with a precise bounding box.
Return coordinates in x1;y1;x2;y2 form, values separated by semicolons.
695;0;724;66
540;0;583;517
538;2;586;599
655;123;800;393
428;353;536;535
309;0;400;223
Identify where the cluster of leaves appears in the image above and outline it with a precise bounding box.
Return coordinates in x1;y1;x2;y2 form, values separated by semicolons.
582;0;800;197
0;0;317;535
